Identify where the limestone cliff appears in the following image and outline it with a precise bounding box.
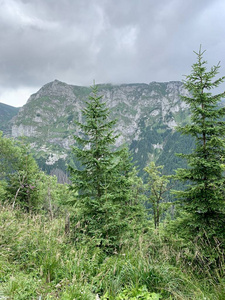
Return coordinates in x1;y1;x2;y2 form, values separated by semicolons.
11;80;190;175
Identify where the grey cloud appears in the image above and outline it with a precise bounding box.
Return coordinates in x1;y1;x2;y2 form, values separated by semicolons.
0;0;225;106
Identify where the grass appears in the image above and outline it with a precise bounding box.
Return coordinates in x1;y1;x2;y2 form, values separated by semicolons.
0;204;225;299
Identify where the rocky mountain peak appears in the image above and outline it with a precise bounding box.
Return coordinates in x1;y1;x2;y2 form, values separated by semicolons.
11;80;190;176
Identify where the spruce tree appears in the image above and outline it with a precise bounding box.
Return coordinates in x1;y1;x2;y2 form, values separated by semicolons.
69;84;142;251
174;48;225;239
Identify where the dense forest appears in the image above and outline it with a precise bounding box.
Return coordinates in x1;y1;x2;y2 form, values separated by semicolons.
1;49;225;299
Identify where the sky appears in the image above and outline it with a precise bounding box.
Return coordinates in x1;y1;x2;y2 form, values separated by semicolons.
0;0;225;107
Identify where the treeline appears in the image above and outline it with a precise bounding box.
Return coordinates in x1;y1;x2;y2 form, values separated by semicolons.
1;49;225;299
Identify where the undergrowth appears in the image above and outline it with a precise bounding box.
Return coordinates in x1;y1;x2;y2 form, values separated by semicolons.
0;205;224;299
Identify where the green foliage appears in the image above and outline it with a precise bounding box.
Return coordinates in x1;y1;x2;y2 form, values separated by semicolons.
68;84;144;251
1;204;225;299
60;284;96;300
174;47;225;241
4;273;41;300
2;75;225;300
0;180;7;202
0;102;19;134
144;162;171;228
103;285;162;299
0;131;21;178
157;131;195;175
0;132;69;214
0;132;41;211
130;121;170;174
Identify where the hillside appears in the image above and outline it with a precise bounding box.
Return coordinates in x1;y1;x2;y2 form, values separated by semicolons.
10;80;194;178
0;102;20;135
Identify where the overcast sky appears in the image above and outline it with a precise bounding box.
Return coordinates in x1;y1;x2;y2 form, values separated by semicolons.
0;0;225;107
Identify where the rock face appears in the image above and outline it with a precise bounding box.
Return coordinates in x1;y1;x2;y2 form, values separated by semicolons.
11;80;191;175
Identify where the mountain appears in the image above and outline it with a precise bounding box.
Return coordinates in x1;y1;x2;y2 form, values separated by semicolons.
0;102;20;135
11;80;194;179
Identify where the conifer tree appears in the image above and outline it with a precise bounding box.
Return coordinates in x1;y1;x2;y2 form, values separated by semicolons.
174;48;225;239
69;84;143;250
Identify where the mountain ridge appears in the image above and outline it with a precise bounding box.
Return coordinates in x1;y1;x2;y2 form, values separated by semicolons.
2;80;192;180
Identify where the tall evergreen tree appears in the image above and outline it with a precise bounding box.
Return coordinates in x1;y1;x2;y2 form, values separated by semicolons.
69;84;143;250
174;48;225;239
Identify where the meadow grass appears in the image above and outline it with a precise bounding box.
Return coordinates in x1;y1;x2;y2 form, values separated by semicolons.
0;205;224;299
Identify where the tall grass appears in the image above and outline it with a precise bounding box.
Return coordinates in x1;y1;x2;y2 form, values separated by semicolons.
0;204;225;299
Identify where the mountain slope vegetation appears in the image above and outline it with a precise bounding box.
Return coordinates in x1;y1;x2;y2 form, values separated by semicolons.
0;102;20;135
9;80;192;179
1;48;225;299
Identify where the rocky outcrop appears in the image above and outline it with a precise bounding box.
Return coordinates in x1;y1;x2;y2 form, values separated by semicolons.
12;124;37;137
11;80;189;170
